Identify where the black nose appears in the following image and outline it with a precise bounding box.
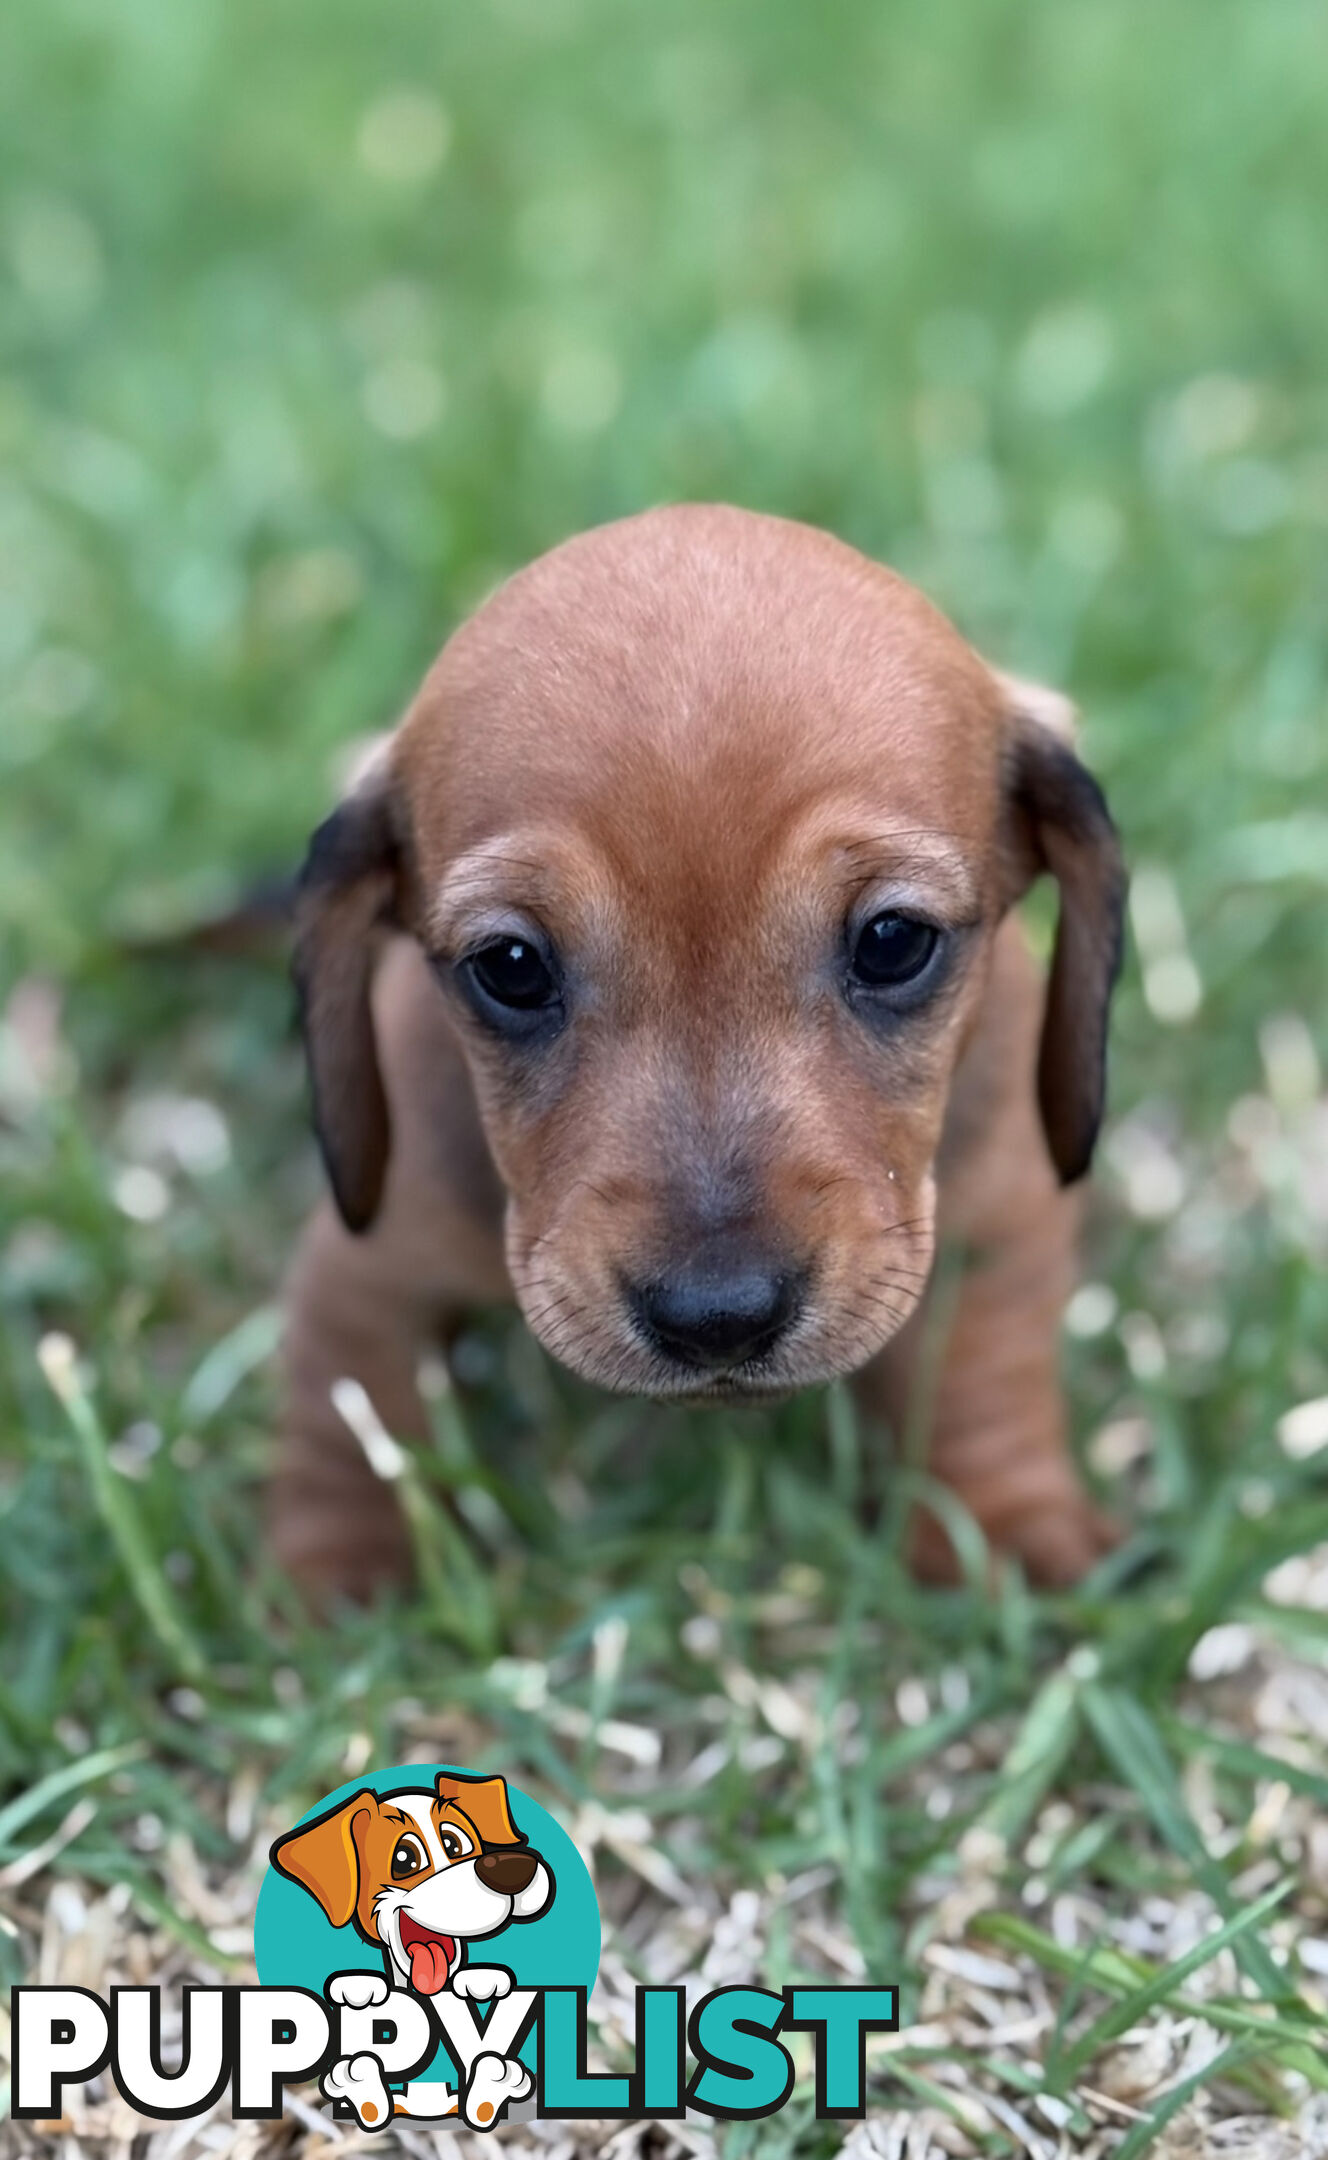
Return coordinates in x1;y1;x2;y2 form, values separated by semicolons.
629;1257;802;1371
475;1848;538;1894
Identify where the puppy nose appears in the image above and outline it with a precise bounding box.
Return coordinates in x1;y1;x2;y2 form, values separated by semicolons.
475;1849;538;1895
629;1259;802;1371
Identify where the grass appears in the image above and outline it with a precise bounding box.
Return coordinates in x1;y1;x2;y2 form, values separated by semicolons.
2;0;1328;2152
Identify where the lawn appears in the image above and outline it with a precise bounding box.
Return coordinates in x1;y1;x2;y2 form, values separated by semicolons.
2;0;1327;2154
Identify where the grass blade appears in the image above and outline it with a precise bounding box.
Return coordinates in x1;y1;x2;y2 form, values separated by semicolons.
0;1741;145;1849
1161;1713;1328;1810
884;2060;1016;2148
38;1334;208;1684
1081;1684;1288;2002
973;1913;1328;2084
1058;1876;1293;2081
974;1664;1081;1846
1110;2039;1261;2160
180;1302;282;1425
330;1377;497;1656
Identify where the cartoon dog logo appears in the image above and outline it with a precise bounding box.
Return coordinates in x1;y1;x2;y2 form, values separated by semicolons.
271;1771;553;2130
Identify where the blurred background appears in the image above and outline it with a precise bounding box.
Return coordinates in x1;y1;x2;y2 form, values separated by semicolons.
2;2;1328;2150
4;0;1327;1008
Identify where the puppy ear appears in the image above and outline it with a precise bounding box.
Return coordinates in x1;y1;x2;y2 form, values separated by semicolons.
293;764;402;1233
436;1772;523;1847
991;668;1078;747
270;1790;378;1929
1002;681;1126;1186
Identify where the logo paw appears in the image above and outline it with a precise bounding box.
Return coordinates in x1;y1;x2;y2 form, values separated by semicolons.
321;2052;393;2131
326;1970;390;2011
450;1965;513;2002
463;2050;533;2130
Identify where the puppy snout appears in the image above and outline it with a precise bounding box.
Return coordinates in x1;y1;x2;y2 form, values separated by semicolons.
628;1253;804;1371
475;1848;539;1895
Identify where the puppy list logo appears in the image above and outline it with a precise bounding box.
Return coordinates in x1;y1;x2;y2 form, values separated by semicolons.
262;1767;577;2130
11;1764;898;2129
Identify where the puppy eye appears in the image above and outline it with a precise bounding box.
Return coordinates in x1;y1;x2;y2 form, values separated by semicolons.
391;1836;427;1879
467;937;559;1013
850;912;940;989
439;1829;470;1860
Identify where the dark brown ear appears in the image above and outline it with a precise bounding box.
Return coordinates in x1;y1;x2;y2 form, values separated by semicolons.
1002;686;1126;1185
293;767;402;1232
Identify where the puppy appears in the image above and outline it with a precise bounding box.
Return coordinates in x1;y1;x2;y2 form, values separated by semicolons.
271;1771;553;1997
275;504;1125;1599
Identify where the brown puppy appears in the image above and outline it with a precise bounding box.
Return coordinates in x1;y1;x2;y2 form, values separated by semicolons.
276;504;1125;1600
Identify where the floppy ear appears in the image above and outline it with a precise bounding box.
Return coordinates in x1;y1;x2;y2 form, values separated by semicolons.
1001;680;1126;1186
436;1772;523;1847
293;764;403;1233
270;1789;379;1929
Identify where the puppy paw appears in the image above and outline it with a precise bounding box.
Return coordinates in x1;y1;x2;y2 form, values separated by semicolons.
450;1964;512;2002
321;2052;394;2131
268;1490;413;1609
910;1491;1122;1589
463;2051;532;2130
1006;1497;1123;1588
326;1970;390;2011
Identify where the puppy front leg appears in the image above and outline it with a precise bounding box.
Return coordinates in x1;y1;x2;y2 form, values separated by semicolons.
274;1201;435;1602
851;917;1121;1589
856;1187;1117;1590
275;936;511;1605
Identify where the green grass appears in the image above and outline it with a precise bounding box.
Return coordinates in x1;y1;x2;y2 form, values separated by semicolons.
2;0;1328;2148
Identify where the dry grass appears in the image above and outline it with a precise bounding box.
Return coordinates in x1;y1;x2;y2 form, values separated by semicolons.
6;1574;1328;2157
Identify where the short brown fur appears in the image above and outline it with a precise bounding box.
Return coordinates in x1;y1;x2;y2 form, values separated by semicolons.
275;505;1125;1598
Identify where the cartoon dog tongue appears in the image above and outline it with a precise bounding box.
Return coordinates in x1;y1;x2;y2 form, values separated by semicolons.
401;1920;456;1995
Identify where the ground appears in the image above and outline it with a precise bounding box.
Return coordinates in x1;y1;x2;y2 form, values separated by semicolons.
2;1;1328;2154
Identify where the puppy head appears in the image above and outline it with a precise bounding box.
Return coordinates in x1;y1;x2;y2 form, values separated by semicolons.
296;506;1123;1398
271;1773;552;1995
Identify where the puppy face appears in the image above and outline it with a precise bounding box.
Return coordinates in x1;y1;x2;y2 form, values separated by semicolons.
271;1773;553;1995
297;507;1123;1398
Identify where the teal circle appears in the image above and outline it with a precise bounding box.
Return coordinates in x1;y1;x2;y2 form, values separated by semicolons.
254;1764;600;2084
